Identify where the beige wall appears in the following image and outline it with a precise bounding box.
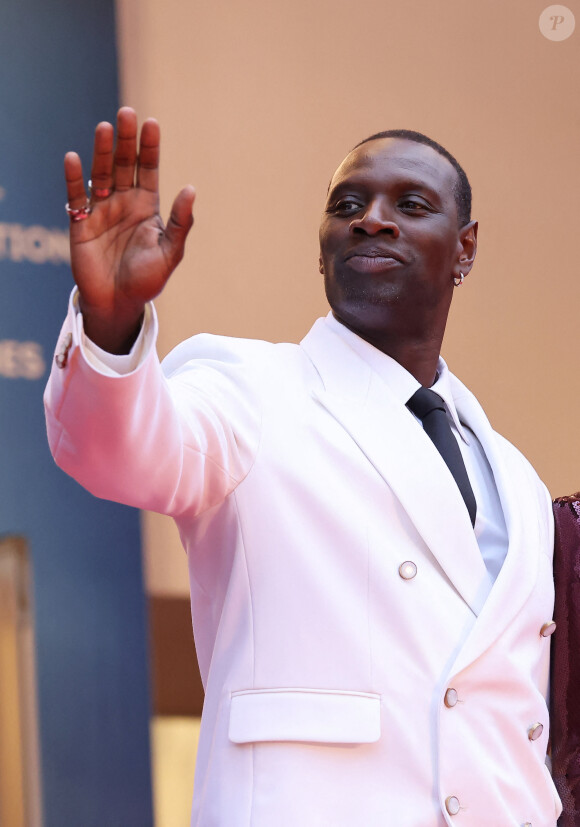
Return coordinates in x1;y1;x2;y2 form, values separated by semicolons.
116;0;580;596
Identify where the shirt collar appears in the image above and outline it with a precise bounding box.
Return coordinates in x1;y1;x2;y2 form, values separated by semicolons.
324;312;470;444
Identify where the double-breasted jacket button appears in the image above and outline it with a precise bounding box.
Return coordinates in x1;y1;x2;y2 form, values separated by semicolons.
398;561;417;580
540;621;556;638
528;723;543;741
445;795;461;816
444;688;458;708
54;332;73;369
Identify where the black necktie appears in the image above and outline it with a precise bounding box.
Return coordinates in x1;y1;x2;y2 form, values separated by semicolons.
407;387;477;527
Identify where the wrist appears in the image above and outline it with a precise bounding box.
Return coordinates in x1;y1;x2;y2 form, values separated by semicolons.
78;297;146;355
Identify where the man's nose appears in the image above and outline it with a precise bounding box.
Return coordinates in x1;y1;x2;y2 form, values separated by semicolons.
349;201;400;237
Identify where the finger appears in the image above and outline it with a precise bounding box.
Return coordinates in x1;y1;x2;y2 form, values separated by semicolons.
136;118;160;193
90;121;114;200
160;185;196;268
113;107;138;192
64;152;88;209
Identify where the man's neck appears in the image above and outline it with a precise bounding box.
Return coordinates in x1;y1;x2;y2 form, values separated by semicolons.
332;313;444;387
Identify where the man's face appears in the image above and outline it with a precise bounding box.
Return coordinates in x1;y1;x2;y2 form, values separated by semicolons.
319;138;473;341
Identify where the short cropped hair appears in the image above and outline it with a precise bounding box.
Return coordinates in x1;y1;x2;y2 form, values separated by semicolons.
354;130;471;228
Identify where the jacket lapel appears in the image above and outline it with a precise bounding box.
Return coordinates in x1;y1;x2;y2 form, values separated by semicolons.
449;379;543;671
302;318;547;670
301;320;490;617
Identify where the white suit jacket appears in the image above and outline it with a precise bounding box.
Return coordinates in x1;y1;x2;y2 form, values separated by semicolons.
44;301;560;827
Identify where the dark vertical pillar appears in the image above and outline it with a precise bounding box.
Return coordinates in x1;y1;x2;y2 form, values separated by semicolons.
0;2;153;825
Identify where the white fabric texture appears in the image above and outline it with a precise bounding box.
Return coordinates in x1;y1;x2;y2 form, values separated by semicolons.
45;292;560;826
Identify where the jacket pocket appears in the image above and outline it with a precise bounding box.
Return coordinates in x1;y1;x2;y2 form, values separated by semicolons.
228;687;381;744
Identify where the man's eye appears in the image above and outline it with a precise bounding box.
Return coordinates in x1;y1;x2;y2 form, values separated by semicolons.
332;200;362;215
399;199;429;212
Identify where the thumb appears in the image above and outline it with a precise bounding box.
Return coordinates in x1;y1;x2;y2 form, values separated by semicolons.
161;185;196;267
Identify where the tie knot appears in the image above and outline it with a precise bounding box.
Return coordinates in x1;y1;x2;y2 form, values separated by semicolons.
407;387;446;421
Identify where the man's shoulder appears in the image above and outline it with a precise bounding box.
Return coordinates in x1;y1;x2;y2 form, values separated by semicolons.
162;331;302;375
158;332;321;409
449;370;547;484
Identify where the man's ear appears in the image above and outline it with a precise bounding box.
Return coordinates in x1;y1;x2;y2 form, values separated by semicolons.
455;220;478;278
319;255;325;275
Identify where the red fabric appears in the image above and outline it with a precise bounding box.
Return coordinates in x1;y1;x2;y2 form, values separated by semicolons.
552;496;580;825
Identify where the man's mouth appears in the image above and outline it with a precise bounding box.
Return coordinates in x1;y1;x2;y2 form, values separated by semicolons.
345;248;404;273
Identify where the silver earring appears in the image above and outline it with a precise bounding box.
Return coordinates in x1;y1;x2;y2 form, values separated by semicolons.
453;272;465;287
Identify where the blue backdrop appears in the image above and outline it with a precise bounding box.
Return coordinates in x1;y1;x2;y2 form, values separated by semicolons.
0;2;153;824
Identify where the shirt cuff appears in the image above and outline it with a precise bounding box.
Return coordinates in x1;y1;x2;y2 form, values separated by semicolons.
71;289;156;376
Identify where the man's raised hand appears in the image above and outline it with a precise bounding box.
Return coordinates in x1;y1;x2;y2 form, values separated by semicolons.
64;107;195;353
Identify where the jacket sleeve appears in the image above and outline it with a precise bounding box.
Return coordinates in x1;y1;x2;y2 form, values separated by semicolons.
44;295;262;518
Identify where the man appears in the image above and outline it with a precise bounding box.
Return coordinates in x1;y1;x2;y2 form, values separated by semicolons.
45;108;560;826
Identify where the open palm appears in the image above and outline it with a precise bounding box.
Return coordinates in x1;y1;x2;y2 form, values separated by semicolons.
64;108;195;352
